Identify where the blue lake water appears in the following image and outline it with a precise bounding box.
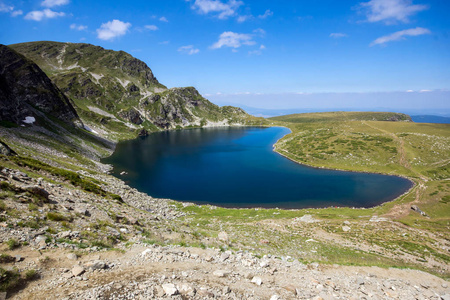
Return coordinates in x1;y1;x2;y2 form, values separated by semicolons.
102;127;413;209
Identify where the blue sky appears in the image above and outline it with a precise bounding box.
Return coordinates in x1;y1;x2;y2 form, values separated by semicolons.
1;0;449;113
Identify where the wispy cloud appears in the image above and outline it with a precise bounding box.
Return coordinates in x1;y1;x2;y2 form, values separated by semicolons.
24;9;65;21
97;19;131;41
358;0;428;24
178;45;200;55
211;31;255;49
0;3;13;12
370;27;430;46
258;9;273;19
145;25;158;31
41;0;69;7
248;44;266;56
191;0;243;19
11;10;22;17
159;16;168;22
237;15;252;23
330;33;348;38
70;23;87;31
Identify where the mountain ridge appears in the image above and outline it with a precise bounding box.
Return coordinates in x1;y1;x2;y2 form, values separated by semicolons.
10;41;261;140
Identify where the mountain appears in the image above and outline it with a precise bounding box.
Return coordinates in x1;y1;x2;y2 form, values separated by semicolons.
0;44;80;127
10;41;259;139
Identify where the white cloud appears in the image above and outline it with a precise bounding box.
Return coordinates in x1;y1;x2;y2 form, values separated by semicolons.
258;9;273;19
145;25;158;31
419;89;431;93
11;10;23;17
370;27;430;46
358;0;428;24
191;0;243;19
0;3;13;12
178;45;200;55
248;44;266;55
253;28;266;37
96;19;131;41
159;16;168;22
237;15;251;23
211;31;255;49
70;23;87;31
41;0;69;7
24;9;65;21
330;33;348;38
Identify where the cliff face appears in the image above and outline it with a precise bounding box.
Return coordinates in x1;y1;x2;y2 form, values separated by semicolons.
0;44;80;126
10;41;257;138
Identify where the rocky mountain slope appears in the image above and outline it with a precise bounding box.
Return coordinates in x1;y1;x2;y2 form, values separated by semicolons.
10;41;258;140
0;45;80;127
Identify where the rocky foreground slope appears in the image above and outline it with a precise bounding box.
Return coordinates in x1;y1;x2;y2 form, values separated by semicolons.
1;157;449;300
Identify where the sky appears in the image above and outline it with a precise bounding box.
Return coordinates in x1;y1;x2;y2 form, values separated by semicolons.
1;0;449;114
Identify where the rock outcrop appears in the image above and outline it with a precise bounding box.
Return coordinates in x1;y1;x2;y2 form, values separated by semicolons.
0;44;80;126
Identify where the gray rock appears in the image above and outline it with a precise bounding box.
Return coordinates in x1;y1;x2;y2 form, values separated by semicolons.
251;276;262;285
162;283;178;296
85;260;107;270
67;253;77;260
342;226;351;232
179;284;196;296
213;270;229;277
72;265;85;277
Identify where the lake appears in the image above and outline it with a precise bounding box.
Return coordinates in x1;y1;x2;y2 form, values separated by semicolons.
102;127;413;209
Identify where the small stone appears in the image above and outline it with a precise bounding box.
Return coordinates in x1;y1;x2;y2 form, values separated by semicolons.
179;284;196;296
357;277;365;285
251;276;262;285
197;288;214;297
260;261;269;268
342;226;351;232
162;283;178;296
223;286;231;294
270;295;280;300
442;283;448;288
0;292;6;300
72;265;85;277
62;272;74;279
155;286;165;297
15;255;23;262
213;270;229;277
284;285;297;295
67;253;77;260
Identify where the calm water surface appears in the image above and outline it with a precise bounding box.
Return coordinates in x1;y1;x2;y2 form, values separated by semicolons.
102;127;413;209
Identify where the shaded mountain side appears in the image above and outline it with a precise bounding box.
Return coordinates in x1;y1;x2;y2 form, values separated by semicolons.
0;44;80;127
10;41;259;137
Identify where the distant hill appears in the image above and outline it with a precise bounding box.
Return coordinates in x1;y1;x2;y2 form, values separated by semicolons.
10;41;260;139
269;111;412;123
411;115;450;124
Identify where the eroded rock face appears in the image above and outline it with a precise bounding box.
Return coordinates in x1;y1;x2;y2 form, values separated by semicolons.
118;108;143;125
0;44;80;126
